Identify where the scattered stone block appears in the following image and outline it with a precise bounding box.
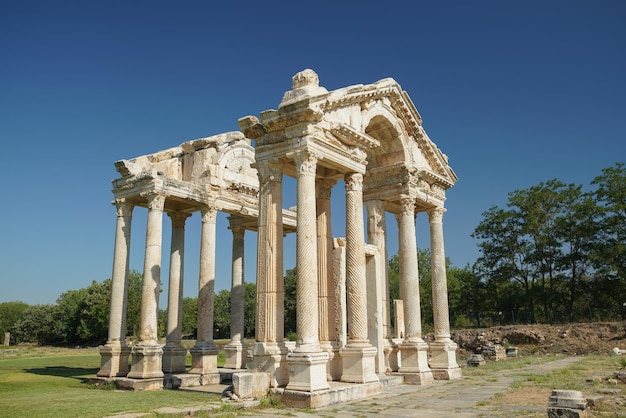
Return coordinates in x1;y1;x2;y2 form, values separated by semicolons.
466;354;486;367
505;347;518;357
547;389;588;418
482;343;506;361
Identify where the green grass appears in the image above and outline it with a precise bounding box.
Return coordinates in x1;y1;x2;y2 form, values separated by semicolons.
0;346;222;418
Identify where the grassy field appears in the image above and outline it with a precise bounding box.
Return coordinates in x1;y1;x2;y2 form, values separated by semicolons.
1;345;625;417
0;345;224;418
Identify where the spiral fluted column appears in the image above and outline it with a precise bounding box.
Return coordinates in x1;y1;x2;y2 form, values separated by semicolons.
286;151;329;393
340;172;378;384
427;207;461;380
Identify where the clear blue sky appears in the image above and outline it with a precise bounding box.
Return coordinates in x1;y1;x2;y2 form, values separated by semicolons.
1;1;624;305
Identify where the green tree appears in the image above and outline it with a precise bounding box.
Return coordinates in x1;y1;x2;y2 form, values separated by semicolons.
181;296;198;337
0;301;29;339
244;282;256;338
11;304;57;345
284;268;297;337
591;162;626;315
213;289;231;339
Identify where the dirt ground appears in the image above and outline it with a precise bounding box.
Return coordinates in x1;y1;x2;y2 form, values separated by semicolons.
445;321;626;359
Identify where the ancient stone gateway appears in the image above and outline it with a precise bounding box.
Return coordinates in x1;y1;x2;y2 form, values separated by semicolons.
98;69;461;405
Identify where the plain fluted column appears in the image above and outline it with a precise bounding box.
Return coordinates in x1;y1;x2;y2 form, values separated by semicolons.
128;192;165;380
224;223;246;369
340;172;378;383
286;151;329;392
162;211;191;373
252;160;287;387
428;207;462;380
189;206;220;382
98;199;133;377
396;197;433;385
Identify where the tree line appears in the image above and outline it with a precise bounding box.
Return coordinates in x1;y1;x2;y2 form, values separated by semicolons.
1;163;623;346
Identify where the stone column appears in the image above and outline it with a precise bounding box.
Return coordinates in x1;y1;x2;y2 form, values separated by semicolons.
340;172;378;384
396;197;433;385
162;211;191;374
286;151;329;392
189;205;220;384
252;160;287;387
98;199;133;377
365;199;393;373
128;192;165;381
316;178;340;380
428;207;462;380
224;223;246;369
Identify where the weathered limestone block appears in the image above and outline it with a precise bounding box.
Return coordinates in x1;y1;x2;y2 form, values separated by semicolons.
481;343;506;361
233;372;271;399
547;390;588;418
466;353;486;367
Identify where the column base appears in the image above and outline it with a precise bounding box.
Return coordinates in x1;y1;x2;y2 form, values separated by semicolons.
286;350;330;392
250;342;291;387
127;342;164;379
340;343;379;384
189;343;219;383
429;340;462;380
320;341;341;381
386;338;401;372
162;344;188;373
398;338;433;385
97;341;131;377
223;341;247;370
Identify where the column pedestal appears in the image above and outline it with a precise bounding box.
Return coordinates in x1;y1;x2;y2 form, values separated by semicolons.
162;344;188;374
189;344;220;384
127;343;164;380
250;342;289;387
340;343;378;384
320;341;341;381
97;342;131;377
286;351;330;392
429;340;463;380
398;339;433;385
224;341;247;370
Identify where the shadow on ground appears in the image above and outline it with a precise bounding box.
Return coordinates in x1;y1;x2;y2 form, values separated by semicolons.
25;366;99;383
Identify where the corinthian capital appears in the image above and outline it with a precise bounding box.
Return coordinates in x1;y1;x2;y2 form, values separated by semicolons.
112;198;134;218
200;205;218;224
399;197;415;216
294;151;318;176
428;206;445;223
141;192;166;211
344;172;363;192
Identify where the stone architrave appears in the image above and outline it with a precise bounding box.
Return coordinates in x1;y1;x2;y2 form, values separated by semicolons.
128;192;165;381
427;207;462;380
286;151;330;393
162;211;192;374
251;160;288;387
98;199;133;378
189;205;220;384
224;223;247;370
316;178;340;380
396;198;433;385
340;172;378;384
